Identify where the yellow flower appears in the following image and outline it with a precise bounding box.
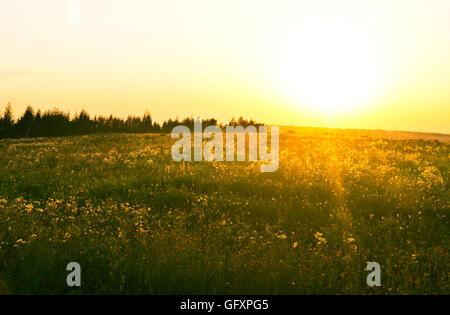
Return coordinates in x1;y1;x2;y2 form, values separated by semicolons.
314;232;327;245
24;204;33;213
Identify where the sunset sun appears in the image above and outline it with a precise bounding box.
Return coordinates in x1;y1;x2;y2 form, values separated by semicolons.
275;23;384;115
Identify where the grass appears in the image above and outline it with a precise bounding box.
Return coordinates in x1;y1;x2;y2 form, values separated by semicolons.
0;128;448;294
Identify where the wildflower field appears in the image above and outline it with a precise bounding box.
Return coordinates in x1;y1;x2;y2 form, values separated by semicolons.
0;128;448;294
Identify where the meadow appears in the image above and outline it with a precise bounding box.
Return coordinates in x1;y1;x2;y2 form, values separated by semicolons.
0;127;448;294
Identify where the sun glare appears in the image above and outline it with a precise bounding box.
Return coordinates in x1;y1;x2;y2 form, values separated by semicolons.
275;23;384;115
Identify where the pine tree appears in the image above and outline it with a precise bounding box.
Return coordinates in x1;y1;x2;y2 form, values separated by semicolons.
0;103;14;138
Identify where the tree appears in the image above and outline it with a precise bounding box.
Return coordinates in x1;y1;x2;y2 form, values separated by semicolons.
142;110;153;132
72;110;92;134
32;110;42;137
16;106;35;138
0;103;15;138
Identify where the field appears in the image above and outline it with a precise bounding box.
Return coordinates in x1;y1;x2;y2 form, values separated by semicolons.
0;128;448;294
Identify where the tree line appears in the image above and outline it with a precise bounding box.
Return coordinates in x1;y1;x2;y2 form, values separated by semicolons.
0;103;263;139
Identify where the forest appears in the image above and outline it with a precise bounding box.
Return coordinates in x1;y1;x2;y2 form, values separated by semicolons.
0;103;262;139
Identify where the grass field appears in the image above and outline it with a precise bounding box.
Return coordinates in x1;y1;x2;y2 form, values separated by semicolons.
0;128;448;294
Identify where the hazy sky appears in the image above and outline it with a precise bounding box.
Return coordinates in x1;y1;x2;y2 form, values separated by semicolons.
1;0;449;133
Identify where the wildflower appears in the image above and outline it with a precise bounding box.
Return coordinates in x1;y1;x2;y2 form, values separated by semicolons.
24;204;33;213
314;232;327;246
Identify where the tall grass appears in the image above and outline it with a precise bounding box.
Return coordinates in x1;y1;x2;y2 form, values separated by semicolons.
0;130;448;294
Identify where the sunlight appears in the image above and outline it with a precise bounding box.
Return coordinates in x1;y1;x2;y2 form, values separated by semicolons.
274;22;384;115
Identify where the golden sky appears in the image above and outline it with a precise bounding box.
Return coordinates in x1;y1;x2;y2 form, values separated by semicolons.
1;0;449;133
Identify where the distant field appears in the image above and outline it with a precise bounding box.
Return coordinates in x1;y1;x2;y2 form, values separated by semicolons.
281;126;450;141
0;129;448;294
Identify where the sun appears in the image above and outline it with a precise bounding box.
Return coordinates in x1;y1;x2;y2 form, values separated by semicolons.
274;23;383;115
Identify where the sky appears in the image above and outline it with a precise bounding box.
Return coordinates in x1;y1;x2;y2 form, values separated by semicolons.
1;0;449;133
